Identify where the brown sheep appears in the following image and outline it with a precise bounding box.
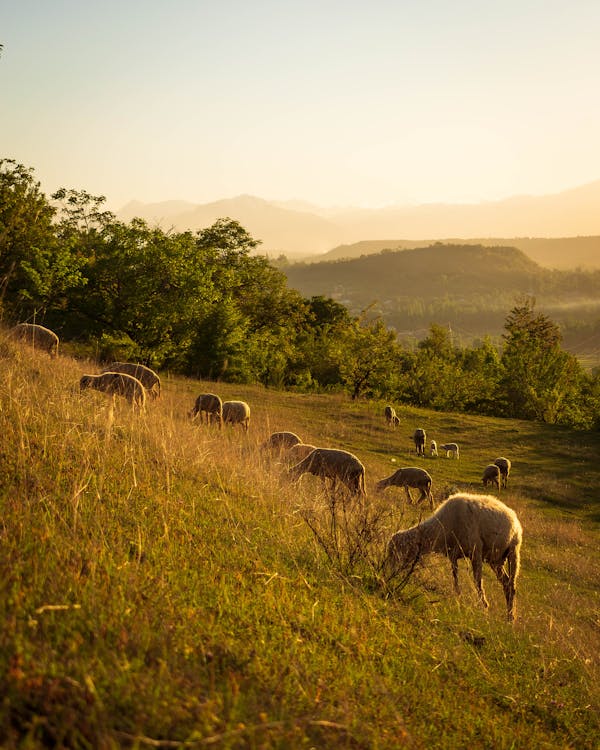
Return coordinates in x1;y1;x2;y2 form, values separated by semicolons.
80;372;146;408
11;323;59;357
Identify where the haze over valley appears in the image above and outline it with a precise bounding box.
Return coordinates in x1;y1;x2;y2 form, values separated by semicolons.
117;180;600;269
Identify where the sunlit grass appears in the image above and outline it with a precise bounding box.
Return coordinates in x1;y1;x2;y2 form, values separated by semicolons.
0;333;598;748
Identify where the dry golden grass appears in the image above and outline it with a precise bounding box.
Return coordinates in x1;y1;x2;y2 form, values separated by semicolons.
0;331;598;748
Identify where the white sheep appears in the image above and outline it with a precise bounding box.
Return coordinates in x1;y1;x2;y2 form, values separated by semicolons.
440;442;460;459
222;400;251;432
430;440;438;457
288;447;366;497
376;467;434;508
493;457;512;488
262;431;302;450
101;362;161;399
482;464;502;490
385;492;522;621
384;405;400;427
413;428;426;456
10;322;59;357
189;393;223;427
80;371;146;408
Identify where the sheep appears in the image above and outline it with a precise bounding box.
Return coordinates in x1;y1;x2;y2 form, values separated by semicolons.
385;492;522;621
79;371;146;408
482;464;502;490
440;442;460;459
286;443;318;462
189;393;223;427
101;362;161;399
262;431;302;450
413;428;426;456
430;440;438;457
493;457;512;488
222;400;251;432
10;322;59;357
384;405;400;427
288;447;366;498
376;467;434;509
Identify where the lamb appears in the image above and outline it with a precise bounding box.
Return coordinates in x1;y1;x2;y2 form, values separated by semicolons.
79;371;146;408
189;393;223;427
222;400;251;432
385;492;522;621
376;467;434;509
384;405;400;427
10;322;59;357
430;440;438;457
440;442;460;459
413;428;426;456
101;362;160;399
288;447;366;497
493;457;512;488
262;431;302;450
482;464;502;490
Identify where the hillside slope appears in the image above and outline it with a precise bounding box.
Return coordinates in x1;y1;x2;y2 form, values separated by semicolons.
0;335;598;747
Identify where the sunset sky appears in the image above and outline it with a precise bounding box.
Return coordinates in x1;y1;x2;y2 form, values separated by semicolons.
2;1;600;211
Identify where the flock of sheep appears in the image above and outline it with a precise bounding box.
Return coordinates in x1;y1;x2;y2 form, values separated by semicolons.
11;323;523;622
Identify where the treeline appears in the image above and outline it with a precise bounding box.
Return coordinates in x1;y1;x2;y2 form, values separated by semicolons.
2;158;599;429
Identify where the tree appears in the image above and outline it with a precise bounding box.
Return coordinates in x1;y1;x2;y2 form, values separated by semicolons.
338;313;400;399
0;159;76;320
499;297;582;422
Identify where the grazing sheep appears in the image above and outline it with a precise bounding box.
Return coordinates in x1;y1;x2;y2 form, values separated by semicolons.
376;467;434;509
430;440;438;457
384;405;400;427
262;431;302;450
101;362;161;399
222;400;251;432
287;443;318;462
482;464;502;490
10;322;59;357
385;492;522;621
288;448;366;497
493;457;512;488
413;428;426;456
80;371;146;408
440;442;460;459
189;393;223;427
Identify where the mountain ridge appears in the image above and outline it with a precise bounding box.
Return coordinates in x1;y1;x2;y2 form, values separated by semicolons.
115;180;600;267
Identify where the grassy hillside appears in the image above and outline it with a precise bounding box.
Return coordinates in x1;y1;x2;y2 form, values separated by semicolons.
0;335;598;748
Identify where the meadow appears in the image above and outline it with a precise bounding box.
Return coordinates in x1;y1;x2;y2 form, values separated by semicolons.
0;334;598;749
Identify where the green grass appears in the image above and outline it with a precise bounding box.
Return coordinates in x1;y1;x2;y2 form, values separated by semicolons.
0;334;598;748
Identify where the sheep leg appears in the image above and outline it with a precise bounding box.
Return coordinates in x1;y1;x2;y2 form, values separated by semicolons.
404;486;413;505
450;555;461;594
493;552;518;621
470;551;489;609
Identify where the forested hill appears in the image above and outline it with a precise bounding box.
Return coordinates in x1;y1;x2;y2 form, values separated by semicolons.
283;243;600;341
285;243;542;301
316;236;600;269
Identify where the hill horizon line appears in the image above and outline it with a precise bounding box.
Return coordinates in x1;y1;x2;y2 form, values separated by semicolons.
115;179;600;266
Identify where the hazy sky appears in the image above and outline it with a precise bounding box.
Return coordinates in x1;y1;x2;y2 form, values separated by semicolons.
2;1;600;210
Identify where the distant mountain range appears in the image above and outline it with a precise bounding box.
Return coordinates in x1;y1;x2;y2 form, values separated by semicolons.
117;179;600;268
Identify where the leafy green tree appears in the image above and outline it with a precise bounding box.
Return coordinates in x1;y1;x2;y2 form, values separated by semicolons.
338;312;400;399
499;297;582;422
0;159;84;321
